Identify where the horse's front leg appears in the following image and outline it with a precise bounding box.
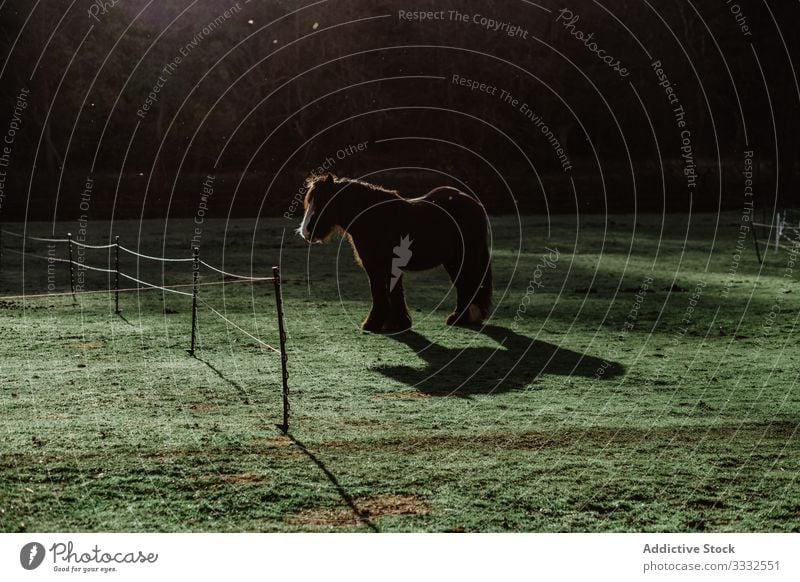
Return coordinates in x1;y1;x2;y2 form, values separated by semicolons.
362;265;391;333
385;274;412;332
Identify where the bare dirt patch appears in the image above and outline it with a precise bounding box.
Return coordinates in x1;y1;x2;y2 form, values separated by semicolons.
315;421;799;455
216;472;266;485
141;442;303;462
372;391;433;399
0;300;50;311
288;494;429;527
249;436;306;457
185;402;217;411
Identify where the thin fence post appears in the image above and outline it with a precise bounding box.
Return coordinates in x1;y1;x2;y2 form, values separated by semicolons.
189;246;199;356
273;265;290;433
751;221;763;265
114;235;120;313
67;232;76;302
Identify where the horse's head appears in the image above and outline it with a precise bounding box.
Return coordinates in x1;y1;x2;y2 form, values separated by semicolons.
298;173;339;243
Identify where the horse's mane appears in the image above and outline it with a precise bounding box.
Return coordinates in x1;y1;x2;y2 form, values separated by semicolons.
307;174;400;197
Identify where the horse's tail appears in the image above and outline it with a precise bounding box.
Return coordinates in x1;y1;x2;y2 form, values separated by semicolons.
453;187;492;321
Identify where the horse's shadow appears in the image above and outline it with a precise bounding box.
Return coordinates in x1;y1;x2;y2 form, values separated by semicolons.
374;324;624;396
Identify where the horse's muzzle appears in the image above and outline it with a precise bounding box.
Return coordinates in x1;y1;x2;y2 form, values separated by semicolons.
297;228;322;244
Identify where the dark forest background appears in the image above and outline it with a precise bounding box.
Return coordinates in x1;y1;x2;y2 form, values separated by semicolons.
0;0;797;221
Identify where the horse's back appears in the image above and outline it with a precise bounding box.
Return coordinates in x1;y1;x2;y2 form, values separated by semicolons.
393;186;488;270
413;186;486;233
419;186;481;206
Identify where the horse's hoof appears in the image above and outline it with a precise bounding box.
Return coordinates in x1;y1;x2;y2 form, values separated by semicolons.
362;320;384;333
382;320;412;333
447;304;484;326
446;314;481;327
467;304;484;323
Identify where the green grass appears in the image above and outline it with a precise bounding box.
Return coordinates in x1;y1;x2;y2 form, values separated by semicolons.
0;212;798;532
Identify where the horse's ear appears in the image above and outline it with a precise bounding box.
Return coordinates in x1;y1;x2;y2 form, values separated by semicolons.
324;173;338;183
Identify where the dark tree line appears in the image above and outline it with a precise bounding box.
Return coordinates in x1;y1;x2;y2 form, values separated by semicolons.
0;0;796;221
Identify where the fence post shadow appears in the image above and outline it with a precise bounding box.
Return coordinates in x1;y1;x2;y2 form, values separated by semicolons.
284;432;379;532
192;355;252;404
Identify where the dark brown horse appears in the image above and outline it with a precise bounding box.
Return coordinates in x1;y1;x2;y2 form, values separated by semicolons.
298;174;492;332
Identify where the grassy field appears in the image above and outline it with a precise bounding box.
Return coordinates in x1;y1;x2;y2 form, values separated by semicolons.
0;212;798;532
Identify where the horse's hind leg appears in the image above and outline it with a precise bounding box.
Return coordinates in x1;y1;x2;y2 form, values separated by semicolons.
443;261;476;326
384;274;412;332
444;252;487;327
